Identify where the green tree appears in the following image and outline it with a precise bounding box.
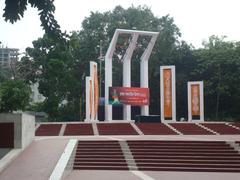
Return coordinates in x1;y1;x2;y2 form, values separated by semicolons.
193;36;240;120
0;79;31;112
18;33;86;121
2;0;65;40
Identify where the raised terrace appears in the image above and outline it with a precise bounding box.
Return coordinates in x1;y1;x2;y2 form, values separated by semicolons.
35;122;240;136
1;121;240;180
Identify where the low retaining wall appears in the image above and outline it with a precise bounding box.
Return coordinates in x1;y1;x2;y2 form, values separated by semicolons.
0;123;14;148
0;113;35;149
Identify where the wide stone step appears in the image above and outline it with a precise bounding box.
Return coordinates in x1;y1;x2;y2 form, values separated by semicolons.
77;145;121;149
135;159;240;164
76;149;123;152
128;146;232;150
73;166;129;170
136;163;240;168
132;155;240;160
74;159;126;162
130;149;236;153
137;167;240;173
127;140;227;143
131;152;240;156
75;155;125;158
135;162;240;167
77;142;119;145
74;162;128;166
128;141;229;147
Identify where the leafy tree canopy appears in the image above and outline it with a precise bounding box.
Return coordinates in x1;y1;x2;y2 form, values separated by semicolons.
0;79;31;113
2;0;66;40
192;36;240;119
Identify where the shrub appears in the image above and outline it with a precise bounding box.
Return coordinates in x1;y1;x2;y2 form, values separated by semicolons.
0;80;31;113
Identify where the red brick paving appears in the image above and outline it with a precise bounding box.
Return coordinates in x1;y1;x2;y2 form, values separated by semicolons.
35;124;62;136
97;123;138;135
136;123;177;135
169;123;214;135
64;124;93;136
201;123;240;135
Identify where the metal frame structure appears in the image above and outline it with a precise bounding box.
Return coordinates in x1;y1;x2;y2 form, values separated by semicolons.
105;29;159;121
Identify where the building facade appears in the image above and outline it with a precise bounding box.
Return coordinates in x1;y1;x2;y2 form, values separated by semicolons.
0;47;19;70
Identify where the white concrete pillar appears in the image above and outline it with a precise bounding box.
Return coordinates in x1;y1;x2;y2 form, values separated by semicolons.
85;76;92;121
140;60;149;115
140;35;158;116
122;34;138;120
105;31;119;121
123;59;131;120
105;57;112;121
90;61;99;121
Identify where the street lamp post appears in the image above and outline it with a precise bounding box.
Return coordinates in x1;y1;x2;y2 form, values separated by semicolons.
98;40;104;97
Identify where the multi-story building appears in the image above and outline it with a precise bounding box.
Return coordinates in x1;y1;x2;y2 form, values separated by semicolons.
0;47;45;104
0;47;19;70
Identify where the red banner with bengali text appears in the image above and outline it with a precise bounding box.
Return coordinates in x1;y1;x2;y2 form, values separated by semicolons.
109;87;149;106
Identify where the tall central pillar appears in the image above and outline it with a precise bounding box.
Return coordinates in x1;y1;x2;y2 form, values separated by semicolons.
122;34;138;120
140;36;158;116
123;57;131;120
140;60;149;115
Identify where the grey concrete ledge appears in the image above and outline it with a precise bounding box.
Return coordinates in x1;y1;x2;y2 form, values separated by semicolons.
0;149;22;174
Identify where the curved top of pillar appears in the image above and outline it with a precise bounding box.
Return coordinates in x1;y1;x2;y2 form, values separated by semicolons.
116;29;159;36
105;29;159;60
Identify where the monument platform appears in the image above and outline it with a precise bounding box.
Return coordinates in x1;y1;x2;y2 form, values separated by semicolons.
1;121;240;180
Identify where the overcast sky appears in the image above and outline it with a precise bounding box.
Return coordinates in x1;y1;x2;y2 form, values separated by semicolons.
1;0;240;52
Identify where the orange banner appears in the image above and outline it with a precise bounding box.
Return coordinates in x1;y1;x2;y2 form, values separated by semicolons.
163;69;172;118
191;84;200;116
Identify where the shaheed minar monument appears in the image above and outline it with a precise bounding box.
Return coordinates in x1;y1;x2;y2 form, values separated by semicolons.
85;29;204;123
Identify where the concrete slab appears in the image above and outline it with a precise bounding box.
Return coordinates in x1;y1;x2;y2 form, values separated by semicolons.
144;171;240;180
63;170;240;180
0;138;68;180
0;149;11;159
64;170;141;180
35;135;240;142
0;149;22;173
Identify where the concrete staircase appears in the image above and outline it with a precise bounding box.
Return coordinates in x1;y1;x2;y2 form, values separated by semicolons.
73;141;128;170
73;140;240;172
127;140;240;172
